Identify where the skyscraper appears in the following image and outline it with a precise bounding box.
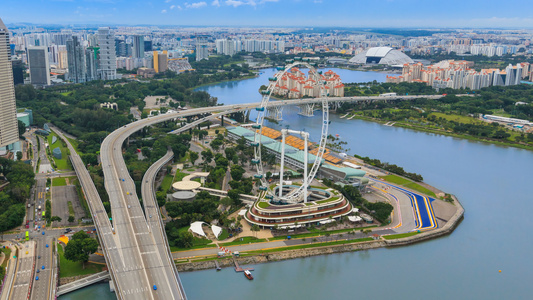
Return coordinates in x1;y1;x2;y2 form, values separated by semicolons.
97;27;116;80
27;46;51;86
0;18;19;148
196;36;209;61
132;35;144;59
144;40;153;52
66;36;87;83
86;47;99;82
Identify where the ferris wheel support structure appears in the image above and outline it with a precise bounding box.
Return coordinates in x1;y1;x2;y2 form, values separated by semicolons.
253;61;330;204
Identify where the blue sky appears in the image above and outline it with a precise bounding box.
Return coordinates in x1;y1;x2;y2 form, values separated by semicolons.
2;0;533;27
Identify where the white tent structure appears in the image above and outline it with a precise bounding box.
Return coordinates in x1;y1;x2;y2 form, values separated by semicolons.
189;221;207;237
348;216;362;223
212;225;223;239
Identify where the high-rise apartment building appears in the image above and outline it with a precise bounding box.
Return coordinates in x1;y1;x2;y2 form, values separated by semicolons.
97;27;116;80
66;36;87;83
196;36;209;61
132;35;144;58
11;60;24;85
153;51;168;73
86;47;99;82
0;18;19;148
144;40;153;52
27;46;51;86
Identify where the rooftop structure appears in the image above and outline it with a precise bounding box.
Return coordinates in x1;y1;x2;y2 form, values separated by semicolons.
349;47;414;66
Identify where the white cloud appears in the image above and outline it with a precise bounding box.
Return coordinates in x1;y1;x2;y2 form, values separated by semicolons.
224;0;276;7
185;2;207;8
225;0;246;7
165;0;172;3
170;4;176;9
212;0;221;6
161;9;167;13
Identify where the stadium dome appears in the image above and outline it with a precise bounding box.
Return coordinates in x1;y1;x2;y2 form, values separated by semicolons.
349;47;414;66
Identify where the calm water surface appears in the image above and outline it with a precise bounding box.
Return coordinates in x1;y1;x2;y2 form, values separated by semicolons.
62;68;533;299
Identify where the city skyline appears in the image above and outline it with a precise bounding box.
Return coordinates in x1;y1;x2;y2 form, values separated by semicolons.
1;0;533;28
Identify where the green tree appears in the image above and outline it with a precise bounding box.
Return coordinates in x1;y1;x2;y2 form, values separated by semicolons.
251;224;260;237
64;231;99;269
18;120;26;138
189;151;199;166
68;216;75;223
165;201;182;219
230;165;245;181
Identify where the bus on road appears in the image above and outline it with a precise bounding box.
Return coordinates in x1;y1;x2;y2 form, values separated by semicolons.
25;231;29;241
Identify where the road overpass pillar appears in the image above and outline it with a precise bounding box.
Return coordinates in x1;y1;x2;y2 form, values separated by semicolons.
109;280;115;293
298;103;315;117
267;106;283;121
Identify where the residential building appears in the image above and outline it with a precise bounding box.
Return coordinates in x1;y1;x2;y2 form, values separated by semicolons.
66;36;87;83
86;47;99;82
132;35;144;58
153;51;168;73
0;18;19;148
27;46;51;86
97;27;117;80
196;36;209;61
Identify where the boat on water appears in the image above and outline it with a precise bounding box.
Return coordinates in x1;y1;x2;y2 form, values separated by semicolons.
244;270;253;280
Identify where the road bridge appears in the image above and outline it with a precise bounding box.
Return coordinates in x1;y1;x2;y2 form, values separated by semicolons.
140;149;184;296
56;271;110;296
52;128;126;300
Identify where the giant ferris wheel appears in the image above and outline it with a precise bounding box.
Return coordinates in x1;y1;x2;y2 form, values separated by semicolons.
252;61;330;204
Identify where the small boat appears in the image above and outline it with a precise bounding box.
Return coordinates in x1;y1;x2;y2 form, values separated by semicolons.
244;270;253;280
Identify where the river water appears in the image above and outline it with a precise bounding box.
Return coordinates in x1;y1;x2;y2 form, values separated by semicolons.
60;68;533;299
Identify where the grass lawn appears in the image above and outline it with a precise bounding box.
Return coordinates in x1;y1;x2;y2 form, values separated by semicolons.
403;182;437;198
0;247;12;281
257;202;270;208
217;229;229;241
66;137;79;154
383;232;419;240
271;225;378;240
160;174;174;193
380;174;436;198
169;227;215;251
46;132;72;171
174;171;188;182
380;174;411;185
57;244;105;278
52;177;67;187
220;236;265;246
241;237;374;255
67;201;75;216
170;243;217;252
430;112;485;125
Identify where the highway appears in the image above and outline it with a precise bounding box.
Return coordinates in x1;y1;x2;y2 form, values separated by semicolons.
140;149;185;296
30;237;54;300
52;128;127;300
9;241;35;300
101;124;187;299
